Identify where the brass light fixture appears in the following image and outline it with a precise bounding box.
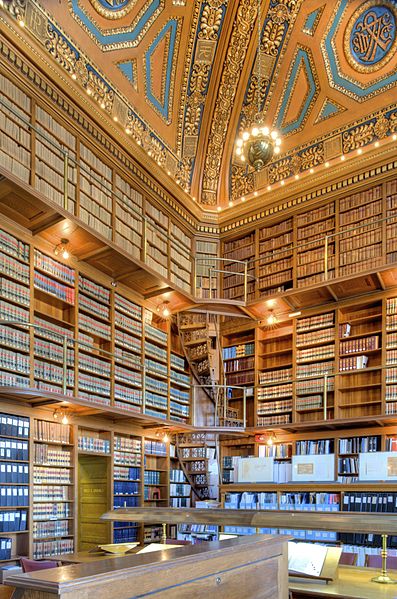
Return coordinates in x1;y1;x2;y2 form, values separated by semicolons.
235;0;281;171
54;238;70;260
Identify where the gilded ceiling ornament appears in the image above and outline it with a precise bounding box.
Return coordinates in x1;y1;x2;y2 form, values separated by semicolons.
190;63;211;94
342;123;375;152
175;157;192;191
299;143;324;170
390;110;397;133
278;0;298;11
184;100;201;136
201;0;257;205
374;113;389;138
88;0;136;20
289;154;302;175
268;158;291;184
269;4;290;24
344;0;397;73
198;4;223;40
262;19;286;56
148;137;167;166
45;26;80;79
0;0;25;20
126;113;145;142
231;164;254;201
86;68;114;112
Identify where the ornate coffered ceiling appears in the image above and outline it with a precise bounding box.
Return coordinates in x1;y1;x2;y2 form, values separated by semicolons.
2;0;397;209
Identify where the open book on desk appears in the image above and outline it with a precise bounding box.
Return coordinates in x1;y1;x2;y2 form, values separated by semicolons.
288;542;341;582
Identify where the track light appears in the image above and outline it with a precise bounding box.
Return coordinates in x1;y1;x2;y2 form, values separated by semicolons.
54;239;70;260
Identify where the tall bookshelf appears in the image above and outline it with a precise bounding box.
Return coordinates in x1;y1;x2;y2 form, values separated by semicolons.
337;300;382;419
33;249;75;396
220;427;397;565
221;327;255;426
113;294;143;412
257;323;293;427
114;174;143;261
0;413;30;564
258;218;293;297
32;418;75;559
0;226;31;389
194;238;219;299
113;434;142;544
222;232;255;301
295;312;335;424
144;316;169;420
0;225;193;424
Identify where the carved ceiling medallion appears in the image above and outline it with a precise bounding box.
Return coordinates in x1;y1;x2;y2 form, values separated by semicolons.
344;0;397;73
89;0;136;19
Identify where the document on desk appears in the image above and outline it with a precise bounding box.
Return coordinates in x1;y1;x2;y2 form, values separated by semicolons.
137;543;184;554
288;542;327;577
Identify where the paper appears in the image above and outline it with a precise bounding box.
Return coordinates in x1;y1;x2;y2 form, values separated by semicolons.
288;542;327;577
137;543;184;554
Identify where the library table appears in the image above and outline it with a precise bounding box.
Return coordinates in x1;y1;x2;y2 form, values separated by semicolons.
5;535;289;599
290;565;397;598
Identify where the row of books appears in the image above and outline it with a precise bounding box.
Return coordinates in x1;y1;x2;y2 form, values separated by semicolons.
0;510;27;532
33;520;70;539
34;271;75;304
0;487;29;507
34;249;74;285
296;439;333;455
170;401;189;417
296;395;322;410
33;486;69;501
34;420;70;444
33;539;74;559
297;362;334;378
34;445;71;466
0;348;30;374
297;313;334;333
0;277;30;306
114;451;141;466
257;414;291;426
0;251;30;284
114;528;138;543
115;312;142;336
280;492;340;511
297;216;334;241
114;466;140;480
0;439;29;461
144;471;161;485
340;198;382;225
0;414;29;438
342;492;397;513
259;369;292;385
0;326;29;353
114;292;141;319
0;538;12;560
33;467;71;485
226;372;255;385
222;342;255;360
33;503;71;520
114;481;139;495
79;293;109;320
257;399;292;415
339;436;380;453
340;335;379;354
78;372;110;395
339;355;368;371
296;328;334;346
0;463;29;483
79;312;111;339
169;483;190;497
297;346;334;362
0;227;29;263
34;360;74;386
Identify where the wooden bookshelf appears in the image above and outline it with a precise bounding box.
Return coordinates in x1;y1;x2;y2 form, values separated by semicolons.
222;232;255;302
32;418;75;559
220;426;397;565
0;224;193;426
221;327;256;426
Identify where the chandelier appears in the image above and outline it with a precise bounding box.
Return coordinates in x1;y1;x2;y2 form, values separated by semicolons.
235;0;281;171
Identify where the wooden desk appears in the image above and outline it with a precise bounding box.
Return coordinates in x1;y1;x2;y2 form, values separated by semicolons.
60;550;138;564
5;535;289;599
290;565;397;598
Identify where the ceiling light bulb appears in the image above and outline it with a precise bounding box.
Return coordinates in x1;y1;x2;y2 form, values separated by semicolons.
71;73;77;80
162;307;170;317
236;147;242;156
341;155;346;161
271;131;278;140
18;19;25;27
163;434;169;443
62;248;70;260
236;139;243;148
267;436;274;446
61;414;69;425
262;127;269;136
252;127;259;137
242;131;250;141
274;147;281;154
357;148;363;155
267;311;277;326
